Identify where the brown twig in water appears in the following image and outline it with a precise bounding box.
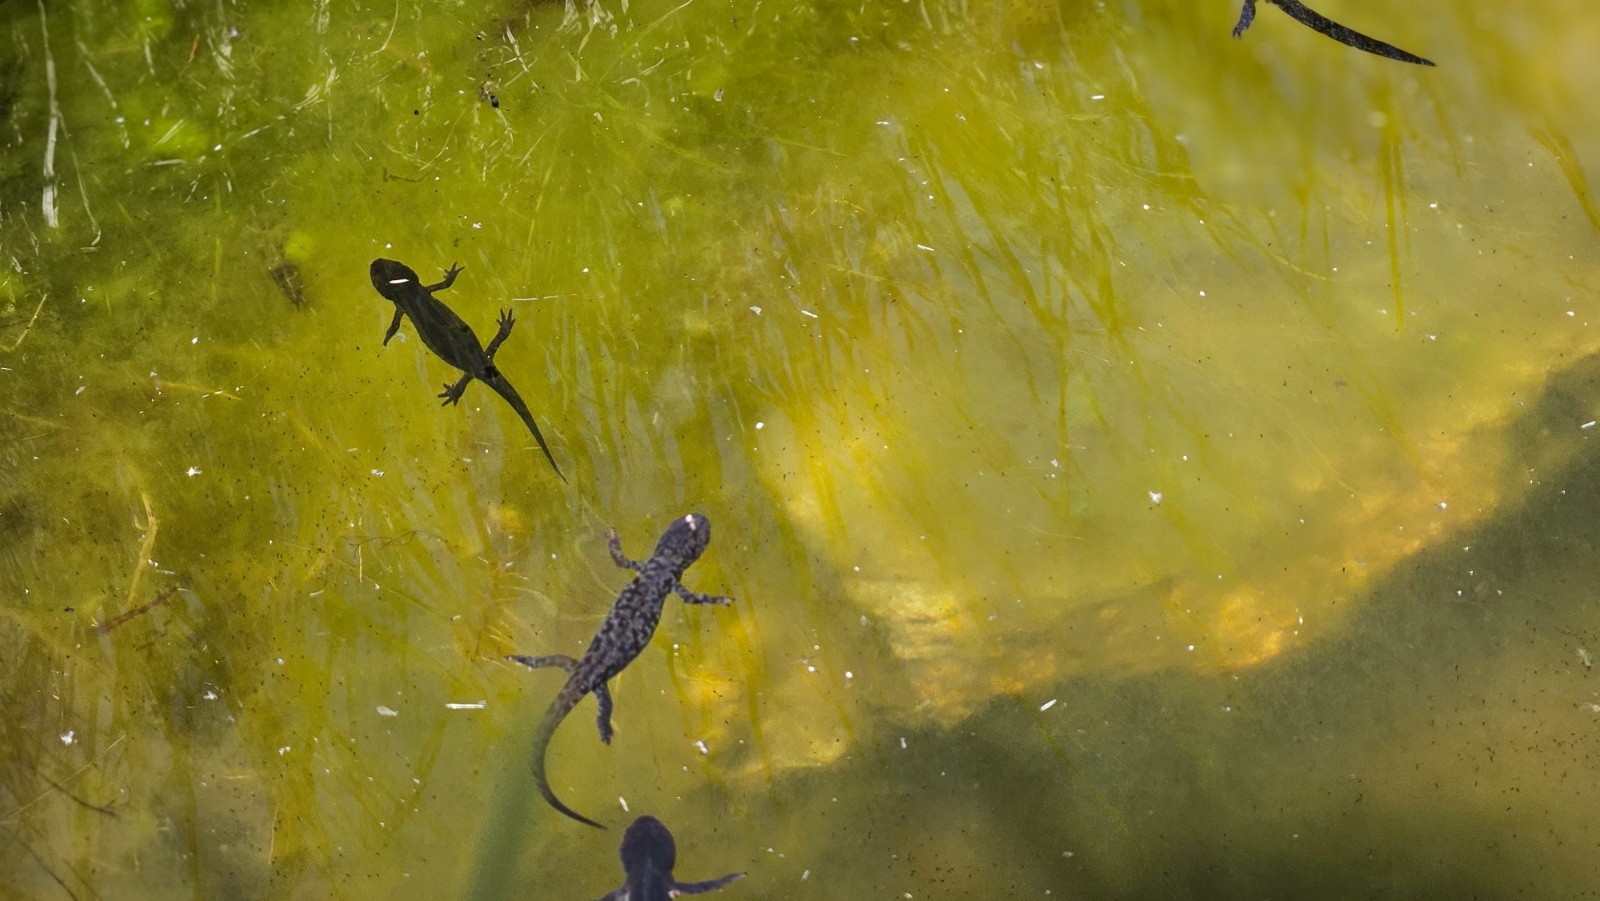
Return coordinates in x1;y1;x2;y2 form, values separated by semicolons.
96;586;176;634
40;774;118;818
122;492;158;617
4;293;48;352
8;828;82;901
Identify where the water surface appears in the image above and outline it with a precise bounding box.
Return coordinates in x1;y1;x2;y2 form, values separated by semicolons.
2;0;1598;897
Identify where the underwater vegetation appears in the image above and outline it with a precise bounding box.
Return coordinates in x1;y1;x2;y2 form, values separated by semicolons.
0;0;1597;898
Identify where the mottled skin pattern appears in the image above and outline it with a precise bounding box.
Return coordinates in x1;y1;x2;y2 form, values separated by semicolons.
594;815;744;901
509;513;732;828
367;258;566;482
1232;0;1434;66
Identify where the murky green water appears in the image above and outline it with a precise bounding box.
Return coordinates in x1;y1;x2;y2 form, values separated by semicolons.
2;0;1598;897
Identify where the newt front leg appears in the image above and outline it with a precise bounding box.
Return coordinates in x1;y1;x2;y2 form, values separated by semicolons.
424;262;464;293
382;308;404;345
484;309;516;359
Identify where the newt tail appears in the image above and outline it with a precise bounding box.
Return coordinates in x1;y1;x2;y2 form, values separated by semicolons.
529;679;606;829
483;372;567;484
1233;0;1434;66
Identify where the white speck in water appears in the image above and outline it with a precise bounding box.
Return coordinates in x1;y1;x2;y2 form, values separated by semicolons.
799;309;819;319
1437;501;1448;510
694;740;709;755
806;665;816;673
755;422;765;430
445;700;487;710
191;336;199;344
714;88;724;101
749;305;762;314
278;746;291;756
203;689;218;700
1148;491;1162;504
619;796;629;812
186;466;202;477
60;730;74;745
1582;421;1596;430
802;870;811;880
276;658;285;666
74;386;86;396
370;469;385;477
916;243;935;252
1187;644;1196;652
1090;93;1104;100
1579;648;1593;668
845;671;853;680
1040;698;1057;711
377;706;399;717
900;737;907;749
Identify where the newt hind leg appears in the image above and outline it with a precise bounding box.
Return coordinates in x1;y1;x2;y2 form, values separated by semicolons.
439;373;473;406
1231;0;1257;36
594;681;615;744
507;654;579;673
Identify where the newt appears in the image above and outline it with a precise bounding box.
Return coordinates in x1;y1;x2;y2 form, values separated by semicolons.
1232;0;1434;67
368;258;565;481
508;513;732;828
594;815;744;901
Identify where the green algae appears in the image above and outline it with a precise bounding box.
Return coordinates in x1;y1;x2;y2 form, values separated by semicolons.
1;0;1599;897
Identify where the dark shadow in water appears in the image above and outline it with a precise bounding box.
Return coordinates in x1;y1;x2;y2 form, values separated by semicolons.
758;351;1600;900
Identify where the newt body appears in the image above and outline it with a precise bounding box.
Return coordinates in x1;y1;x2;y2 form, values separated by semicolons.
594;815;744;901
1233;0;1434;66
368;258;564;481
509;513;732;828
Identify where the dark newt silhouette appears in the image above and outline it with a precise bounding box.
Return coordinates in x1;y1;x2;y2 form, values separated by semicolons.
368;258;565;481
593;815;744;901
508;513;732;828
1233;0;1434;66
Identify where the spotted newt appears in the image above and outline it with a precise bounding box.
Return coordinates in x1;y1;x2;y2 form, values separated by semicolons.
508;513;732;828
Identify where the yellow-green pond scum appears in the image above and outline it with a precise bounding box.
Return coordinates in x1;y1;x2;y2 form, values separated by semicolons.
1;0;1598;897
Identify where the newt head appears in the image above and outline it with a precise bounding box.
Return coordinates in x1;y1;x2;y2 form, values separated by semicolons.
654;512;712;567
369;258;420;301
618;815;676;876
